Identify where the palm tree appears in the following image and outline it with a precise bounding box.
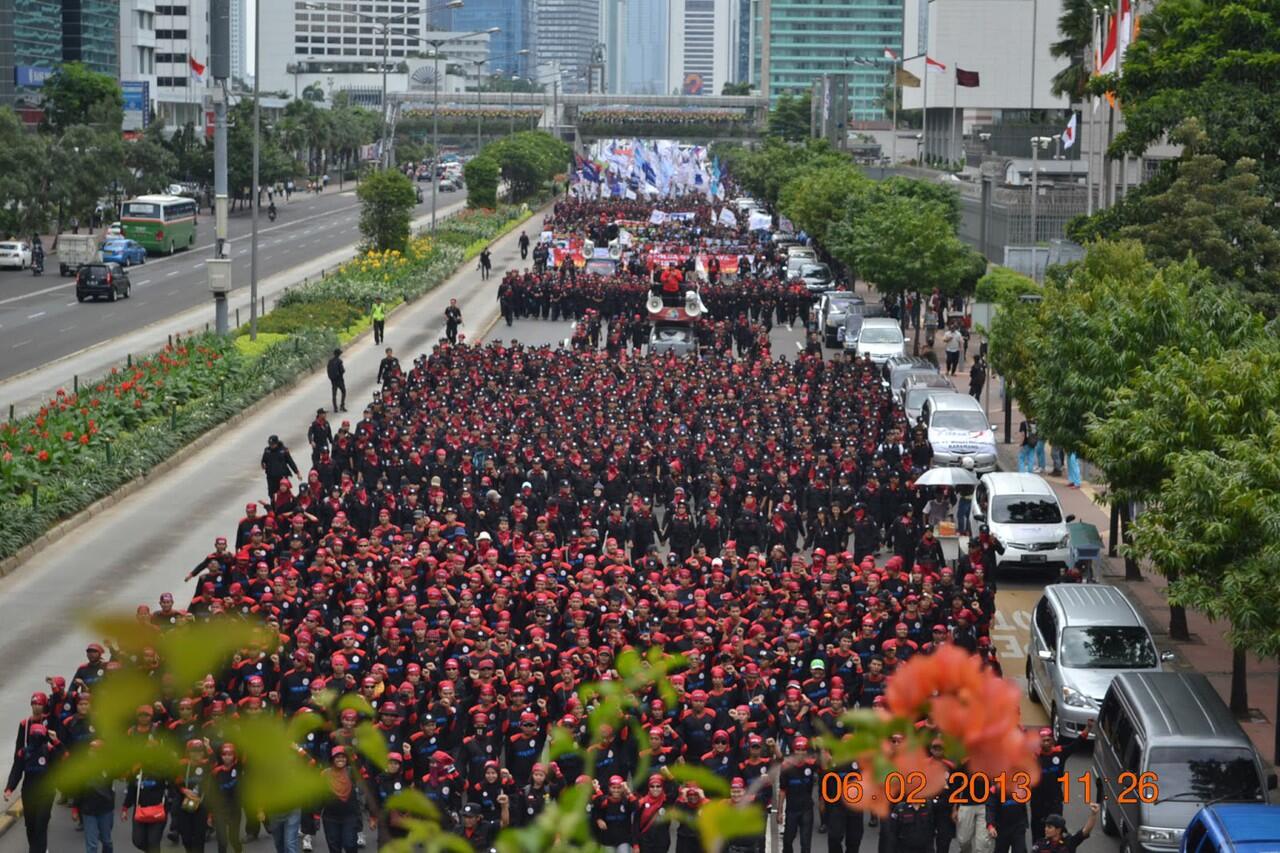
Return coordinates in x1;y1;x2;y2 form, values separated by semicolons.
1050;0;1099;99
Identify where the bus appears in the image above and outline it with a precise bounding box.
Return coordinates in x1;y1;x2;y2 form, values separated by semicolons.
119;194;198;255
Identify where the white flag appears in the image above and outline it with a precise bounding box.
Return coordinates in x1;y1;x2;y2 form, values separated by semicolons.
1061;113;1078;149
649;209;667;225
748;210;773;231
717;207;738;228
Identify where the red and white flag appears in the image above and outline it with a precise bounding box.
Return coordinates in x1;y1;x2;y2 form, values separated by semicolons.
884;48;899;61
189;54;206;82
925;56;947;74
1061;113;1078;149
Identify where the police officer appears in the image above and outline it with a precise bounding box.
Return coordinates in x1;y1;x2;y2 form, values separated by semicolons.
370;297;387;345
260;435;299;497
885;798;936;853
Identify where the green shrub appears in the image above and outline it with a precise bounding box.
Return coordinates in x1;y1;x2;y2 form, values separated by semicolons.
238;299;364;338
975;266;1040;303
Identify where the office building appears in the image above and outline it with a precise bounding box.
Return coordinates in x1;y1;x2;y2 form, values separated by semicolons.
534;0;598;94
153;0;210;127
617;0;666;94
900;0;1069;160
441;0;531;77
0;0;63;107
758;0;902;120
63;0;119;75
732;0;752;86
666;0;734;96
229;0;247;83
119;0;157;129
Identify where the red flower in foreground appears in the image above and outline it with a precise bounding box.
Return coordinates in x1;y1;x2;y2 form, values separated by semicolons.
36;450;49;462
885;645;1041;782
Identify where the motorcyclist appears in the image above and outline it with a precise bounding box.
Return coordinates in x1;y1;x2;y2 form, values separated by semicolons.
267;200;278;221
31;236;44;274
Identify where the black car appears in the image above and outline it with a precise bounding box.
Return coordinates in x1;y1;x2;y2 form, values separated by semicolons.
76;262;132;302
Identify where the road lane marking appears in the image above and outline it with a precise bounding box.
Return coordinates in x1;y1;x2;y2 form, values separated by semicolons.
27;312;45;319
12;340;31;348
193;262;205;268
58;325;76;333
66;301;78;307
166;289;179;296
165;270;181;277
135;279;151;286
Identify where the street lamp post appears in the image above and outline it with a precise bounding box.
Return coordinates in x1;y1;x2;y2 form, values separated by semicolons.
1028;135;1053;281
469;49;529;153
250;0;260;340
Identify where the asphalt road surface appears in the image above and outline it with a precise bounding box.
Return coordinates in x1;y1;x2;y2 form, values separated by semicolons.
0;267;1116;851
0;184;468;384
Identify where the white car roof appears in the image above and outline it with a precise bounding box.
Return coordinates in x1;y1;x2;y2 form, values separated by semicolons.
927;391;985;412
860;317;901;329
981;472;1057;497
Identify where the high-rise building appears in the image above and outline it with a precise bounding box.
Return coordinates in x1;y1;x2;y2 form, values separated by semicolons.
758;0;902;120
534;0;598;94
62;0;119;76
732;0;752;85
441;0;531;77
666;0;734;96
119;0;157;126
153;0;210;127
617;0;666;94
0;0;64;107
229;0;247;84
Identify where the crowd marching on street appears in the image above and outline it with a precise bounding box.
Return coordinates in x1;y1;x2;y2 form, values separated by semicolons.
4;192;1103;853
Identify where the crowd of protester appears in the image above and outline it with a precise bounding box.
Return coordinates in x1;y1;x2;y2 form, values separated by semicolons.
5;198;1094;853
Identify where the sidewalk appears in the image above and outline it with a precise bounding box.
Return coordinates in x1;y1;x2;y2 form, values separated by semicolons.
908;307;1280;764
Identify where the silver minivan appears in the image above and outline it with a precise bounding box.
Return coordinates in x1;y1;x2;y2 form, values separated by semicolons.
1094;672;1275;852
1027;584;1173;741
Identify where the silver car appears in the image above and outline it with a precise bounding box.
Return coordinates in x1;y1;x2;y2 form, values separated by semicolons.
1027;584;1173;741
900;374;955;422
813;291;861;347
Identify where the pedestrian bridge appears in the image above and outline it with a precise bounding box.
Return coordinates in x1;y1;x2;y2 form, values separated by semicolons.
388;91;770;143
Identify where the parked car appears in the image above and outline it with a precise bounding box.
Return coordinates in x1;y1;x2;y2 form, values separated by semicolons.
1094;672;1275;852
439;179;460;193
100;238;147;267
900;374;955;423
0;241;32;269
847;316;905;363
882;354;938;390
811;291;861;346
648;322;698;356
799;262;834;293
972;472;1072;569
1026;584;1172;740
920;391;998;473
75;262;132;302
1181;804;1280;853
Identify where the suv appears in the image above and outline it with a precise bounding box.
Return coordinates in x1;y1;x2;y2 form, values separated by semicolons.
1027;584;1171;740
75;262;132;302
920;392;997;473
972;472;1073;571
847;317;905;364
812;292;862;347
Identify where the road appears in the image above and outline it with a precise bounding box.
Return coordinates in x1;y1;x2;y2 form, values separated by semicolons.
0;182;468;385
0;260;1114;852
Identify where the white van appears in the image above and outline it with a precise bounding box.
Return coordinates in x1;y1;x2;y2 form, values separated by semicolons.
971;472;1072;570
919;392;998;473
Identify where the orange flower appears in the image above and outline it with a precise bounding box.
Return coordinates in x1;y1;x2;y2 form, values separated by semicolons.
885;645;1041;783
845;744;951;818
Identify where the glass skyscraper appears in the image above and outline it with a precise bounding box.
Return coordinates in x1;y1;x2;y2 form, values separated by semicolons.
443;0;532;78
62;0;120;76
0;0;63;105
761;0;902;121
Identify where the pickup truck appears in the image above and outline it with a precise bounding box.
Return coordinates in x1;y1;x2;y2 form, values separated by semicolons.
57;234;101;277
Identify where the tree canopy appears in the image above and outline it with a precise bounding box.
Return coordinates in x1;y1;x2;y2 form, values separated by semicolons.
41;62;123;134
484;131;571;202
767;92;812;142
357;169;417;252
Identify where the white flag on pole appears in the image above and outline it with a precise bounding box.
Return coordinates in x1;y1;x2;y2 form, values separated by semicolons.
748;210;773;231
649;209;667;225
717;207;738;228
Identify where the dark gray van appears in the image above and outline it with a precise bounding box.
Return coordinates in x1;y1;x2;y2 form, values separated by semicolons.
1093;672;1275;852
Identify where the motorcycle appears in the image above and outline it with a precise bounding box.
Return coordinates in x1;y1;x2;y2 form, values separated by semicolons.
31;253;43;276
267;204;277;222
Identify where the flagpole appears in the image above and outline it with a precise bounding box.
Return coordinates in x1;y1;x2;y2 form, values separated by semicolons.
891;58;898;165
922;56;929;163
1086;11;1097;215
951;67;959;166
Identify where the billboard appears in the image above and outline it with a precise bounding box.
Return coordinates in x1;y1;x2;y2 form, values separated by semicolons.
122;81;151;131
14;66;55;88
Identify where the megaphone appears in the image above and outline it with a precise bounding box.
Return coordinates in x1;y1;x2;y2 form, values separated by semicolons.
685;290;705;317
583;239;596;256
608;239;622;260
646;294;665;315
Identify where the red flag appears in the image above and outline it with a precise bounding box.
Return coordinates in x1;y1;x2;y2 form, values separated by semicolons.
955;67;980;87
189;55;206;81
925;56;947;74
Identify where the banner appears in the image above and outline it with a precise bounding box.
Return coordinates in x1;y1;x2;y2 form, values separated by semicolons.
717;208;738;228
122;81;151;132
748;210;773;231
649;210;667;225
668;212;696;221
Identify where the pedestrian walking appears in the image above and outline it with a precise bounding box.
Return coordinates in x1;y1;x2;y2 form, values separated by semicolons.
1018;419;1044;473
4;694;58;853
944;322;963;375
326;349;346;412
969;355;987;400
1066;452;1083;488
376;348;401;385
518;230;530;260
370;298;387;345
320;748;362;853
445;299;462;344
478;247;493;281
260;435;299;497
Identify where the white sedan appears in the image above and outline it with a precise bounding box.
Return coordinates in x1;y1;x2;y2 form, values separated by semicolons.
0;241;32;269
